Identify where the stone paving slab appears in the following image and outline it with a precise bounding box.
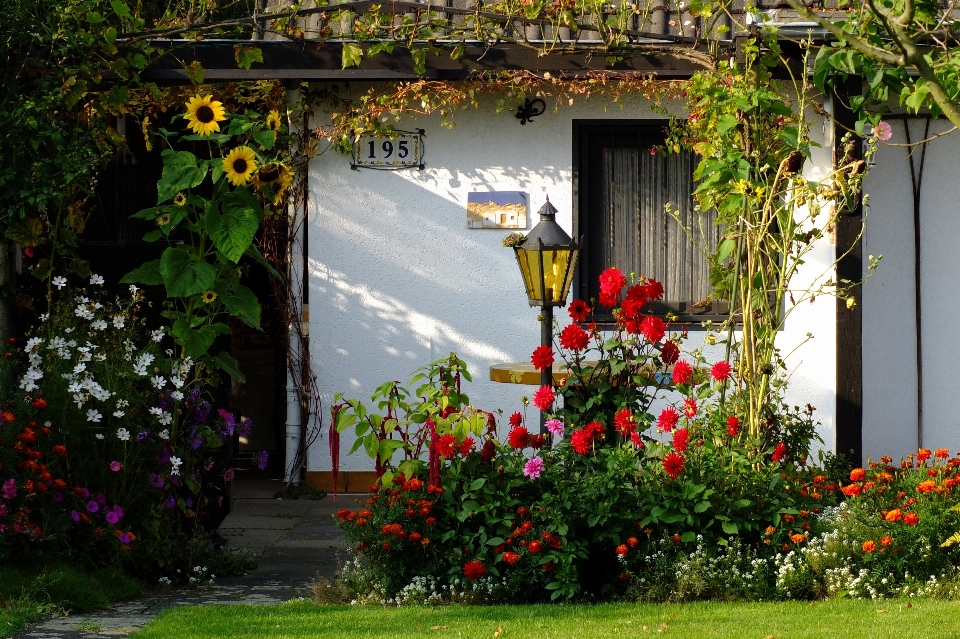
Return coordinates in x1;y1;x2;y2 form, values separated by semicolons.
12;487;351;639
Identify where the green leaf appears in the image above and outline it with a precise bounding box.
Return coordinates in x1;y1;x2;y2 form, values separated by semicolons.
142;229;162;242
721;521;739;535
157;151;206;204
716;115;739;135
110;0;132;18
120;259;163;285
180;325;218;359
681;531;696;543
244;245;283;281
104;27;117;44
469;478;487;491
159;247;216;297
486;537;505;546
716;237;736;263
411;49;427;75
253;130;276;150
208;190;263;263
342;43;364;69
694;501;711;513
234;45;263;70
213;351;245;382
215;282;261;329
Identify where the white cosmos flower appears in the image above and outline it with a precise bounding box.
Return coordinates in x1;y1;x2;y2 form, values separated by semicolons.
113;316;125;329
172;391;184;401
25;337;43;350
91;320;107;331
170;456;183;475
158;413;173;425
90;274;104;285
129;284;139;295
113;410;125;418
64;327;73;333
151;375;166;389
117;428;130;441
52;276;67;289
151;329;165;342
95;433;105;440
86;409;102;422
39;313;49;322
73;363;86;374
148;407;163;417
158;429;170;440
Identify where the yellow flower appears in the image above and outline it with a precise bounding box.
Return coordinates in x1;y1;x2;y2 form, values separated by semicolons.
201;290;217;304
222;146;258;186
184;95;227;137
251;163;283;188
157;213;171;226
266;109;282;132
174;193;187;206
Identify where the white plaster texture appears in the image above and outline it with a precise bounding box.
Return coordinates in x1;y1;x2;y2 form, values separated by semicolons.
304;92;837;472
863;118;960;461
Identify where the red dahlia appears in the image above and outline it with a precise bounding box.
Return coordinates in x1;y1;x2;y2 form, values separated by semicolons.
772;441;787;462
436;433;457;457
598;267;627;306
463;560;486;580
672;427;690;453
532;385;555;410
460;437;476;456
531;345;554;371
683;398;697;419
508;426;532;450
480;439;497;464
614;408;635;436
672;360;693;385
560;323;590;351
630;432;643;448
726;415;740;437
639;315;666;343
662;451;686;480
570;428;592;455
568;299;592;322
509;411;523;427
657;407;680;432
710;360;732;382
660;341;680;364
640;278;664;301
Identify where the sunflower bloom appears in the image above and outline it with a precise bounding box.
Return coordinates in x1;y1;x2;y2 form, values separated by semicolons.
174;193;187;206
223;146;258;186
201;290;217;304
266;109;282;131
184;95;227;137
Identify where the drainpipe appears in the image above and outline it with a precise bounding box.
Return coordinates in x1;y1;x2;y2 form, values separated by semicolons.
284;83;305;485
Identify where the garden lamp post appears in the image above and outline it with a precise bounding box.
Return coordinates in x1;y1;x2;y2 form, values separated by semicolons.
512;197;581;432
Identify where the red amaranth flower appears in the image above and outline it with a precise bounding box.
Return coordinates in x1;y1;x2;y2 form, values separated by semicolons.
672;427;690;453
639;316;666;343
660;341;680;364
568;299;592;322
672;360;693;385
508;426;532;450
614;408;635;436
657;407;680;432
663;451;685;480
531;345;554;371
463;560;486;580
559;323;590;351
532;385;555;410
726;416;739;437
710;361;732;382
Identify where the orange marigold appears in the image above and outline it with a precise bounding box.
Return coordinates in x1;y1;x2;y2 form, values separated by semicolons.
884;509;903;522
862;540;876;552
917;480;937;494
904;512;920;526
880;535;893;546
615;544;629;557
849;468;866;482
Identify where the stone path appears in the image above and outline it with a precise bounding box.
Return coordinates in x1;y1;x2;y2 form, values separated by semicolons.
12;481;357;639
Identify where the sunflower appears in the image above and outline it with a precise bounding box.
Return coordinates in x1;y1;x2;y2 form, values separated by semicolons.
157;214;171;226
222;146;258;186
251;163;282;188
266;109;282;132
173;192;187;206
201;290;217;304
272;165;294;205
184;95;227;137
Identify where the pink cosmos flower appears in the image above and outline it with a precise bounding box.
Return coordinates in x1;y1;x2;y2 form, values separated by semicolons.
110;461;122;472
523;457;544;479
873;121;892;141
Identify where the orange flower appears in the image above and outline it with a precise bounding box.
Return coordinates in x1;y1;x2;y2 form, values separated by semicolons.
842;484;863;497
783;514;795;523
765;526;776;535
626;536;639;548
849;468;866;482
791;533;807;544
917;480;936;494
31;398;47;409
615;544;629;557
917;449;932;462
935;448;950;459
503;551;521;565
904;512;920;526
880;535;893;546
528;541;542;554
862;540;876;552
2;412;15;422
884;509;903;522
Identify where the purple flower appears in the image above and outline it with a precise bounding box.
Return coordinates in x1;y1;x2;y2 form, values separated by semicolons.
193;400;210;423
157;393;173;413
53;492;63;503
96;493;106;504
523;457;544;479
151;474;165;489
110;461;122;472
256;450;269;471
112;505;124;520
0;504;7;517
70;510;80;522
2;478;16;500
157;449;170;465
86;500;99;513
188;386;202;404
218;409;235;432
165;496;176;509
170;475;179;485
118;532;131;544
189;429;202;451
223;469;235;482
79;487;90;498
238;418;253;438
136;431;151;442
105;511;119;525
186;498;193;509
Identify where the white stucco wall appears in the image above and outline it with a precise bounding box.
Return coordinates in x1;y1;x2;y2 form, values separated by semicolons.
863;118;960;460
304;90;837;472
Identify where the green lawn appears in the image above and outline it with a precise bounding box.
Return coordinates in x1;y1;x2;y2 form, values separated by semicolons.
132;599;960;639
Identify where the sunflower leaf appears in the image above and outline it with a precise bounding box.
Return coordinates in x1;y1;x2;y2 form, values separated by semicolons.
213;280;261;329
159;247;216;297
253;129;275;150
120;259;163;286
212;351;245;382
157;151;206;204
208;189;263;263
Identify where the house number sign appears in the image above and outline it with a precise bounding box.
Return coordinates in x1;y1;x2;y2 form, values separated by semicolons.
351;129;425;170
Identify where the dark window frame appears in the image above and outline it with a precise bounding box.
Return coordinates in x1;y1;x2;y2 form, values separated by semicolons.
572;119;728;326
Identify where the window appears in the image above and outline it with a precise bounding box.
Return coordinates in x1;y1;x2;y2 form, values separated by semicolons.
573;120;726;322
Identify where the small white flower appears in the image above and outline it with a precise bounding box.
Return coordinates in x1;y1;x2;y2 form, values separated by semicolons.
91;319;107;331
73;363;87;374
25;337;43;350
39;313;49;322
129;285;139;295
86;409;102;422
159;429;170;440
64;327;73;334
90;274;104;285
113;316;125;329
158;413;173;425
113;410;125;418
170;456;182;475
172;390;184;401
95;433;105;440
52;276;67;290
151;375;166;389
43;421;51;427
149;407;163;417
170;376;184;389
116;399;129;409
117;428;130;441
165;349;174;357
151;329;165;342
